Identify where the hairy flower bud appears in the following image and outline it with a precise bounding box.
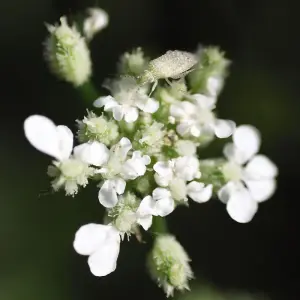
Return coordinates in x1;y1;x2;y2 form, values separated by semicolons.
148;235;193;297
83;8;109;41
118;48;149;76
77;111;119;146
107;192;140;238
45;17;92;86
188;46;230;96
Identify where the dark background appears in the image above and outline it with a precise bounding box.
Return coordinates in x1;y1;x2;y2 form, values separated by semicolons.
0;0;299;299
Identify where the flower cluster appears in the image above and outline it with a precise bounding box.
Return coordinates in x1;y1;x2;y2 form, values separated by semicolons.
24;9;278;298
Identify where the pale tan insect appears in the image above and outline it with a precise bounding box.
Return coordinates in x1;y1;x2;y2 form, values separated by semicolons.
138;50;198;95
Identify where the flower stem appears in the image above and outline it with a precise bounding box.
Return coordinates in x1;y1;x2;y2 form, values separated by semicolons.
76;80;100;107
151;216;168;235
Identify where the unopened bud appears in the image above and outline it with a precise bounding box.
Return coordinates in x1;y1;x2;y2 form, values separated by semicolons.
45;17;92;86
148;235;193;297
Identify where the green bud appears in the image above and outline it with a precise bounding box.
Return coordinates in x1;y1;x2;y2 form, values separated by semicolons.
118;47;149;76
107;192;140;238
45;17;92;86
77;111;119;146
148;235;193;297
188;46;230;96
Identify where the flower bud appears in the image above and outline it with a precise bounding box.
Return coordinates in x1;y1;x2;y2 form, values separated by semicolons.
118;48;149;76
107;192;140;238
45;17;92;86
77;111;119;146
189;46;230;96
83;8;109;41
148;235;193;297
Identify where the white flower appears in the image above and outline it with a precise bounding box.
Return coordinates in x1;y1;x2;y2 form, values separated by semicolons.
73;223;120;276
24;115;109;195
154;156;200;186
153;157;212;204
83;8;109;41
175;140;197;157
93;77;159;123
45;17;91;86
136;122;166;156
170;94;235;138
122;151;151;180
136;188;175;225
97;138;150;208
218;125;278;223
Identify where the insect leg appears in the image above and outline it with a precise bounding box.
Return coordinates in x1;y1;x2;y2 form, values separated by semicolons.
149;80;158;97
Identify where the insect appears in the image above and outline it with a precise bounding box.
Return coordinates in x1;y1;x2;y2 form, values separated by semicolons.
137;50;198;96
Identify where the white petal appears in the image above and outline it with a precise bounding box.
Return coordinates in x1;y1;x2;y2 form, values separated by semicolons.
244;155;278;180
73;223;110;256
233;125;261;158
93;96;118;110
187;182;212;203
136;97;159;113
122;157;147;180
176;122;195;137
170;101;194;119
154;173;171;187
137;215;153;231
88;238;120;276
153;188;175;217
155;198;175;217
190;125;202;137
174;156;200;181
153;161;173;187
214;119;236;138
153;161;171;176
175;140;197;156
223;143;251;165
24;115;61;160
226;188;258;223
98;180;119;208
137;196;156;216
124;106;139;123
73;142;109;166
118;137;132;160
206;76;223;97
56;125;74;160
217;181;241;204
111;178;126;195
112;105;125;121
193;94;216;109
142;155;151;165
245;179;276;202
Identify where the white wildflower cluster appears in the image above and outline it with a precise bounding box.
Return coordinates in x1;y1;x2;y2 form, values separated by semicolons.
26;10;278;297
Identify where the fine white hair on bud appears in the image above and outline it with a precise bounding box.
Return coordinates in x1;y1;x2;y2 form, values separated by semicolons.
44;16;92;86
83;7;109;41
77;111;119;146
107;192;140;238
118;47;149;76
147;235;193;297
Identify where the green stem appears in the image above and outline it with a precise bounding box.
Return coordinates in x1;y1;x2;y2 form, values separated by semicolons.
76;80;100;107
151;216;168;235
